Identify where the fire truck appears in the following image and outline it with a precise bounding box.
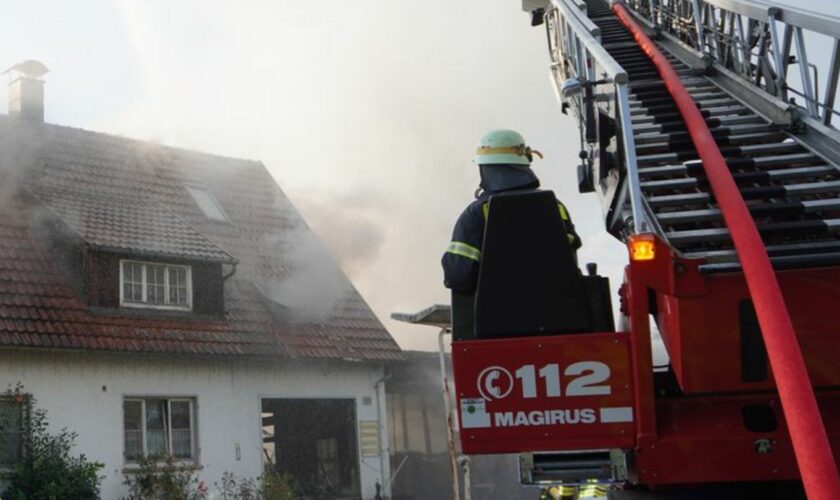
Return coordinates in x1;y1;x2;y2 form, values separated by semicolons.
399;0;840;498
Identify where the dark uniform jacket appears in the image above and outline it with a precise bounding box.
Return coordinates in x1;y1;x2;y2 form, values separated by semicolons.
442;190;581;293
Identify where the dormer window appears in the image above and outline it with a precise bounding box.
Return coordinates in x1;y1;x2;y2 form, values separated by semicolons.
185;185;228;221
120;260;192;310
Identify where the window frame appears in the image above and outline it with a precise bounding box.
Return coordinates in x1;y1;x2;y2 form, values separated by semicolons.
0;394;29;470
122;396;198;465
184;185;229;222
119;260;193;311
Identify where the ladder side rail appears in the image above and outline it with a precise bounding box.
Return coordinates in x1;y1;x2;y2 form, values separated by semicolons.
550;0;649;234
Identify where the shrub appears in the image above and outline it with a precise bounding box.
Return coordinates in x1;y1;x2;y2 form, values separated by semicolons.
217;471;258;500
122;453;208;500
259;471;297;500
215;470;297;500
0;384;104;500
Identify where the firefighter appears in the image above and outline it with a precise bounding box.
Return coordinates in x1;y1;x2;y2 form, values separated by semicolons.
442;129;581;293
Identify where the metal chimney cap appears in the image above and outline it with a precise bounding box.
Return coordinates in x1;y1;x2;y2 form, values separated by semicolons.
3;60;49;79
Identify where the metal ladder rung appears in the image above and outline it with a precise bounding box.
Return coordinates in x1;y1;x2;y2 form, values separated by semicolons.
646;178;840;206
738;165;837;181
628;72;669;81
633;124;777;144
668;132;785;150
630;91;725;107
631;83;716;97
629;77;705;90
657;198;840;225
779;180;840;195
632;105;752;124
642;178;699;191
687;104;752;116
738;179;840;199
699;252;840;273
641;166;835;192
631;98;738;115
628;68;694;82
606;45;651;54
635;132;785;157
639;153;824;178
667;219;840;245
638;152;698;167
687;239;840;260
623;65;661;74
618;55;679;65
647;192;711;207
632;115;765;134
721;141;803;157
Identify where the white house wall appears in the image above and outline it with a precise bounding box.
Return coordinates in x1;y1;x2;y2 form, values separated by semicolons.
0;349;391;500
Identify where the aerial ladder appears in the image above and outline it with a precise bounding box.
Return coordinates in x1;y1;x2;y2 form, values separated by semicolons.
410;0;840;497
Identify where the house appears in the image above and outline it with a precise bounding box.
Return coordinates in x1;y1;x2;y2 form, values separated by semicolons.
0;63;403;499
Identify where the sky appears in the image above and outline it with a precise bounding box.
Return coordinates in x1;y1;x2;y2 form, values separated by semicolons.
0;0;835;351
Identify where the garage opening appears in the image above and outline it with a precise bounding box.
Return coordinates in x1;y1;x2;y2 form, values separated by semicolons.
262;398;361;499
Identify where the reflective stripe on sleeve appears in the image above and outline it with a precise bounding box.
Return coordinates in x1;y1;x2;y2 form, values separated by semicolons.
557;202;570;221
446;241;481;261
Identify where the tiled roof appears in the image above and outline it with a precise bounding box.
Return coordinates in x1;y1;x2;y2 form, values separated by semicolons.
0;116;404;362
33;187;234;262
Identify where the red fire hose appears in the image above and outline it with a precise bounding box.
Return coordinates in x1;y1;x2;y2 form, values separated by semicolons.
612;3;840;498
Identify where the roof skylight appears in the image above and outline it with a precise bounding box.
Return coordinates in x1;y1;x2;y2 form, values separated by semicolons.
185;185;228;221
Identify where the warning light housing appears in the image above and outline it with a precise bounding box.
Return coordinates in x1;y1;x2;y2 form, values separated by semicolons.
628;233;656;261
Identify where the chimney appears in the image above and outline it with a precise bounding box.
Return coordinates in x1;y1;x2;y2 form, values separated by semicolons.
4;60;49;122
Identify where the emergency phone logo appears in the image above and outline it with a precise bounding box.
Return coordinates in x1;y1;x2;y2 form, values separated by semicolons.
477;366;514;400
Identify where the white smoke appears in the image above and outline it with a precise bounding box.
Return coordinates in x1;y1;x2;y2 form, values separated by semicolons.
291;187;386;280
257;217;352;324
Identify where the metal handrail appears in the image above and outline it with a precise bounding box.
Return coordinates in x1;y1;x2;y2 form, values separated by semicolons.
550;0;648;234
553;0;627;82
560;0;603;39
626;0;840;126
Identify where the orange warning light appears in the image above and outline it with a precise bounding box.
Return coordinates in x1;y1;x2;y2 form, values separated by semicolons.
629;234;656;261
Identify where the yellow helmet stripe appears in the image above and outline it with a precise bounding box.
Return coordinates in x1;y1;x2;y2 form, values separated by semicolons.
476;146;544;159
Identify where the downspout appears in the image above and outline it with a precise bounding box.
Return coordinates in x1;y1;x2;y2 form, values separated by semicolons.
373;372;392;498
222;261;238;281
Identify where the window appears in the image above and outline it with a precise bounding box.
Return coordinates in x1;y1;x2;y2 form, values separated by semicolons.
120;261;192;310
0;396;26;468
123;398;196;462
185;185;228;221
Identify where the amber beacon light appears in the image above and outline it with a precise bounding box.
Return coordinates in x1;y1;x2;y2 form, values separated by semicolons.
628;234;656;261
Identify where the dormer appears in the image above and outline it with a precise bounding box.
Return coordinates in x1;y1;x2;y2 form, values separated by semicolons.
32;186;237;319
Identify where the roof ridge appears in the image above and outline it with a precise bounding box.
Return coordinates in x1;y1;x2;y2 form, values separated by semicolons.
0;113;265;167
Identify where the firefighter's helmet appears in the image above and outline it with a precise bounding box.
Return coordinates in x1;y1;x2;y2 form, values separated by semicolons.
473;129;543;165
